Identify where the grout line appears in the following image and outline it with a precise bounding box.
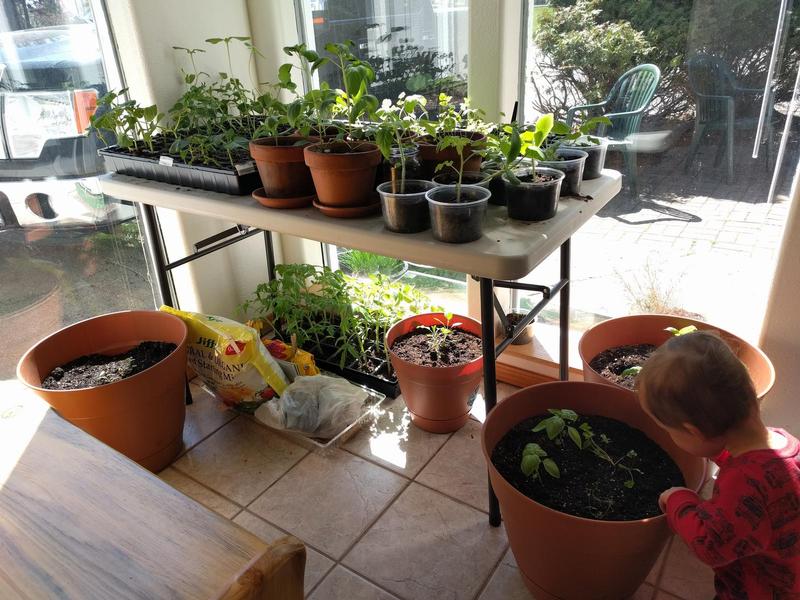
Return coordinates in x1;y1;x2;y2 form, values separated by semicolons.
241;449;314;511
471;541;510;600
178;412;239;458
168;465;247;511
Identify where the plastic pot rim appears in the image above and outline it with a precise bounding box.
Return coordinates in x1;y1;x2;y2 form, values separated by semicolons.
425;184;491;207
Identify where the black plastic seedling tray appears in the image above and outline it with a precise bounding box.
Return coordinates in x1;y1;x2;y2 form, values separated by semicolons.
99;147;260;195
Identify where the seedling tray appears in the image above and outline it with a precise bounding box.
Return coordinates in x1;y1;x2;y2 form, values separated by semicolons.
314;355;400;399
99;146;260;195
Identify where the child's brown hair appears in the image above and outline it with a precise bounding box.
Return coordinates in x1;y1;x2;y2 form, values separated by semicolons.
637;331;757;438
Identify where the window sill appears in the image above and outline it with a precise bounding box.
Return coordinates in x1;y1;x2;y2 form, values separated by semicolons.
496;321;585;387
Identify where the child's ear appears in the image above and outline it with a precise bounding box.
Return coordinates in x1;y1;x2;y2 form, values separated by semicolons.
681;422;708;440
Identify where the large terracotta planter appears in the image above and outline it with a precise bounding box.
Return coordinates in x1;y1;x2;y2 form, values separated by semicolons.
578;314;775;399
417;130;486;179
303;141;381;208
387;312;483;433
17;310;188;472
482;381;706;600
249;136;315;205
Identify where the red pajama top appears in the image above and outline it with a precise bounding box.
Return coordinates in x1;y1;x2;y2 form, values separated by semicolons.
665;429;800;600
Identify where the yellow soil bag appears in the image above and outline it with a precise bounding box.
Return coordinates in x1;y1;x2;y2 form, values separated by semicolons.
160;306;288;412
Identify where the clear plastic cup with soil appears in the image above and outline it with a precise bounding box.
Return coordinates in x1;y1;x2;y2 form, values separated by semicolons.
505;311;535;345
425;184;490;243
561;138;608;180
376;145;424;186
538;147;588;196
502;167;565;222
377;179;437;234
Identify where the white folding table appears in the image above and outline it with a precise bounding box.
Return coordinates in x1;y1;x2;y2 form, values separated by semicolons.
100;170;623;525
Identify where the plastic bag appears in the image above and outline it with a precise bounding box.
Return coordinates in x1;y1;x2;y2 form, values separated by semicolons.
254;375;367;439
160;306;288;412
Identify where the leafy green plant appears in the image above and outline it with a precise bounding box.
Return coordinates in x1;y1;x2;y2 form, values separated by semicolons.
374;93;428;191
489;113;555;185
325;40;379;126
520;443;560;480
419;92;489;140
620;365;643;378
561;115;612;147
90;89;163;153
525;408;643;491
664;325;697;336
417;312;461;358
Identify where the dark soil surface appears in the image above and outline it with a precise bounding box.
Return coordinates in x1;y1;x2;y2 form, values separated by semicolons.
434;172;486;185
391;328;482;367
506;312;528;327
589;344;657;390
518;173;557;184
42;341;176;390
492;414;684;520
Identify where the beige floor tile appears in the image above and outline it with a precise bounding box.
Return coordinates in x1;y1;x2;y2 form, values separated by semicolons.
308;566;399;600
233;511;334;593
470;382;519;423
343;483;508;600
182;384;237;453
646;537;672;585
344;397;451;478
658;536;716;599
630;583;657;600
249;449;406;559
174;418;307;505
158;467;239;518
478;550;530;600
415;418;489;512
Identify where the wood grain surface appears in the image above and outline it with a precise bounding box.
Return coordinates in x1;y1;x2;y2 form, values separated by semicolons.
0;391;304;599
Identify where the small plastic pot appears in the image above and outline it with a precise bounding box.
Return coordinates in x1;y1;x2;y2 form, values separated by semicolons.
562;140;607;180
426;184;490;244
377;179;437;234
431;171;491;189
538;148;588;196
502;167;565;222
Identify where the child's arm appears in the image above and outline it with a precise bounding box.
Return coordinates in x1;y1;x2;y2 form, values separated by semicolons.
663;469;771;568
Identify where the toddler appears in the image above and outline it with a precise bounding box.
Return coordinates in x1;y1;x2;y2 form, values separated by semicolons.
638;331;799;599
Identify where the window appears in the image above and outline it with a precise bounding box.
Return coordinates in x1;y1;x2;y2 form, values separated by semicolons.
0;0;156;379
298;0;471;312
516;0;799;345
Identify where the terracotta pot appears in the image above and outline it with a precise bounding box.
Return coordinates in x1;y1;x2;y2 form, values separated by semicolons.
17;310;188;472
249;136;315;202
481;381;706;600
387;312;483;433
417;130;486;179
303;141;382;207
578;314;775;399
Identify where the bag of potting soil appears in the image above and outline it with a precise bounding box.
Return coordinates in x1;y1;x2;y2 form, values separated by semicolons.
159;306;288;412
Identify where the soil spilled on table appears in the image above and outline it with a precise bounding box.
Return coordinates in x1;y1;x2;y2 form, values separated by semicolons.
42;341;176;390
492;414;684;520
589;343;656;390
391;328;481;367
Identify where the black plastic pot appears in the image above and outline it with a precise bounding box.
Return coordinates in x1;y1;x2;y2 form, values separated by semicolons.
562;141;607;180
304;342;400;398
426;184;490;244
503;167;565;222
100;147;260;195
431;171;491;188
377;179;436;233
538;148;588;197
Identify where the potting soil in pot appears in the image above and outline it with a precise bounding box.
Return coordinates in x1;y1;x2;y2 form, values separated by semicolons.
589;343;656;390
391;328;481;367
491;414;684;520
41;341;176;390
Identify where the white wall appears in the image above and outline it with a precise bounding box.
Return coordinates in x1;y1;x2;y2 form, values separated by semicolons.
760;172;800;434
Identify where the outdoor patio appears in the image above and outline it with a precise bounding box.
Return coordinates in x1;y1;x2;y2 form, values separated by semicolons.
152;381;718;600
527;135;793;343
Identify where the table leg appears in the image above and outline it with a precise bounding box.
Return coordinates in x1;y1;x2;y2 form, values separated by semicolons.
559;238;571;381
479;277;502;527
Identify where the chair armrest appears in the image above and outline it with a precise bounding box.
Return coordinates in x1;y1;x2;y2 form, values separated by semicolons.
222;536;307;600
693;92;736;101
733;86;763;96
566;101;609;126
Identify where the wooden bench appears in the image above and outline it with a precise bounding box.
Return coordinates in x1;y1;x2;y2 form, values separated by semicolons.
0;385;305;599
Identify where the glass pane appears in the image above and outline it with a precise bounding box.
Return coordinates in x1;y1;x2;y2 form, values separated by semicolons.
519;0;799;343
0;1;156;380
302;0;469;104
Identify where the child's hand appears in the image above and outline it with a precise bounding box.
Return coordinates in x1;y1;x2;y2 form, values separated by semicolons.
659;487;692;511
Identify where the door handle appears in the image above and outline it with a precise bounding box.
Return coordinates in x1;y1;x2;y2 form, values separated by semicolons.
754;0;790;159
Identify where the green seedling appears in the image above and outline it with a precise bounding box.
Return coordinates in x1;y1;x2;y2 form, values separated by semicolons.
418;312;461;358
664;325;698;336
520;443;560;480
620;365;643;378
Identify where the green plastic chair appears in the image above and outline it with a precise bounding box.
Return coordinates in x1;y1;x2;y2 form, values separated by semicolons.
566;64;661;196
684;53;771;183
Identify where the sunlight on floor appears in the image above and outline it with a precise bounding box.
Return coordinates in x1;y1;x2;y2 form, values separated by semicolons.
365;406;410;470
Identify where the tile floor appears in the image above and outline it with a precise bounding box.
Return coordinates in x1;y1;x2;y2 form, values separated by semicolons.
160;382;717;599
